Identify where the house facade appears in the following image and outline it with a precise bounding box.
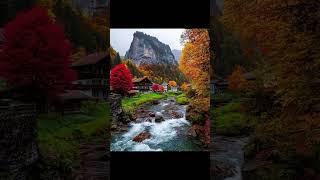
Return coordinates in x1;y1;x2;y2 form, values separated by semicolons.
170;86;178;92
72;52;109;99
133;77;153;92
161;82;168;92
211;76;228;95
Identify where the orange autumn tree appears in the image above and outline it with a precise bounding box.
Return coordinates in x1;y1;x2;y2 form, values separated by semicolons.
179;29;211;146
168;80;177;87
180;29;210;112
228;65;248;92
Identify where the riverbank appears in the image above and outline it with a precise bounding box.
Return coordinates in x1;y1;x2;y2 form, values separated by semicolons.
211;92;255;180
37;101;111;178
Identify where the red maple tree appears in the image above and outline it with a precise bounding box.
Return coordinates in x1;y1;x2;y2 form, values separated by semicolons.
0;6;76;101
110;64;133;94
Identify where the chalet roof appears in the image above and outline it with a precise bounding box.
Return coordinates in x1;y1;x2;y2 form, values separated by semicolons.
59;90;96;100
133;76;152;83
72;52;108;67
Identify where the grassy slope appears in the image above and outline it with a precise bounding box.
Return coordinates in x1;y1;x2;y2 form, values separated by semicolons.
38;101;111;174
122;92;168;114
176;93;189;105
212;92;254;136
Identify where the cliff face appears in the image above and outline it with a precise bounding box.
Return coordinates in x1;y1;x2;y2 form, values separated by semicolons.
125;31;177;66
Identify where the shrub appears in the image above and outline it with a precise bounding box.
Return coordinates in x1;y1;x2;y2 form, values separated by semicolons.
176;93;189;105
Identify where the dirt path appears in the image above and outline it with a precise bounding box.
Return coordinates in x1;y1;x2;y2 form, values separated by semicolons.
74;131;110;180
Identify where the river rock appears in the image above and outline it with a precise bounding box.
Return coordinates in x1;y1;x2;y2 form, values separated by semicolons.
133;132;151;142
211;160;236;180
169;110;184;119
152;100;160;105
149;112;155;117
155;112;165;122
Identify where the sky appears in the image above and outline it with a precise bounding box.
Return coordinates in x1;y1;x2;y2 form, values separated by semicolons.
110;29;185;57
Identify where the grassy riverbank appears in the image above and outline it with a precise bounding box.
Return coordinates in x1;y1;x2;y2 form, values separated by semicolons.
122;92;185;114
211;92;255;136
37;101;111;178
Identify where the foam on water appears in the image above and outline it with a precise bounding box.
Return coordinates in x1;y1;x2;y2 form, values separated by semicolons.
111;116;190;151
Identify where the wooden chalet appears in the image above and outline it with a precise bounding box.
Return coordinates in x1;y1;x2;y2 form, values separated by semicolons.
132;76;153;92
211;75;228;95
72;52;109;99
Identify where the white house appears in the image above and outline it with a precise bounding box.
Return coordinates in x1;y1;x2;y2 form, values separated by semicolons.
162;82;168;92
170;86;178;92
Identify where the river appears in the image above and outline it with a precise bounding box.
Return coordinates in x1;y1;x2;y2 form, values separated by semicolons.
211;136;249;180
111;98;202;151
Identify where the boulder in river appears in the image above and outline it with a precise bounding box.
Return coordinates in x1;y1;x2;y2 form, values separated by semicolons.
152;100;160;105
133;132;151;142
149;112;155;117
155;112;165;122
169;110;184;119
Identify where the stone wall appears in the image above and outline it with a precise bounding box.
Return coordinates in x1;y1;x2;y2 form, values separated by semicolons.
0;101;38;179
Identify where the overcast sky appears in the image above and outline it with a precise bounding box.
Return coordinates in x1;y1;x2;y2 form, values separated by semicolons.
111;29;185;57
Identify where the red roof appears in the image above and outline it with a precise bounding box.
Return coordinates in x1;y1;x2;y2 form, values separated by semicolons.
72;52;108;67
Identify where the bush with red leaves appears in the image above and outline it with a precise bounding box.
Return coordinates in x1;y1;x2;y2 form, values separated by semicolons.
110;64;133;94
0;6;76;99
152;84;165;92
152;83;160;92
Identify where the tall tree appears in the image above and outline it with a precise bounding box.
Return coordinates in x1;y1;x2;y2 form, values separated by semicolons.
0;6;76;110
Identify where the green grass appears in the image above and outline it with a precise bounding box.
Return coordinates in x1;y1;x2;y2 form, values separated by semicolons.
212;92;254;136
38;101;111;174
176;93;189;105
122;92;167;114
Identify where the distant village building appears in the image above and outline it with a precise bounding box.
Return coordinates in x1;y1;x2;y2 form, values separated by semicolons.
71;52;108;99
162;82;168;92
132;76;153;92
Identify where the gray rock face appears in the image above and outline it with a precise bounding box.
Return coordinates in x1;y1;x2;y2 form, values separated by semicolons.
125;31;177;65
172;49;182;62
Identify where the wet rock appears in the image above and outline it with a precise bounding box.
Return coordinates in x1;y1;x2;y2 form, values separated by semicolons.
164;104;179;111
169;110;184;119
152;100;160;105
133;132;151;142
149;112;155;117
211;160;236;180
155;112;165;122
111;123;117;130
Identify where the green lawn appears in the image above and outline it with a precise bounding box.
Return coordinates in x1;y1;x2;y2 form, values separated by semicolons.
122;92;167;114
212;92;254;136
37;101;111;175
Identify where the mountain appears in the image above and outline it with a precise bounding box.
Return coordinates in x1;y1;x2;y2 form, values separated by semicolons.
172;49;182;62
125;31;177;66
